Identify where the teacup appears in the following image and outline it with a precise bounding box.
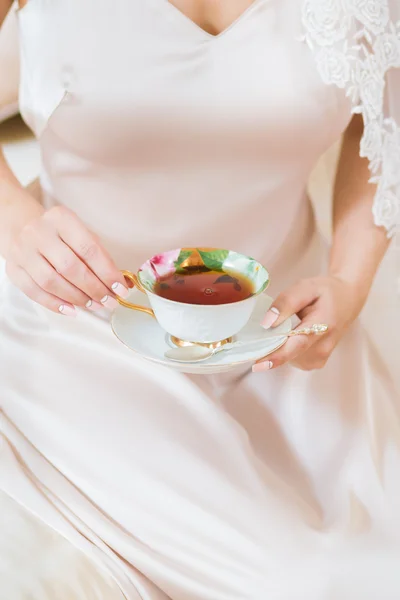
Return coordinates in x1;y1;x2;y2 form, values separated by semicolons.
115;247;270;344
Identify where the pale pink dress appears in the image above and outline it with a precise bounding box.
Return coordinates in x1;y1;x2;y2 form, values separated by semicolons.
1;1;400;598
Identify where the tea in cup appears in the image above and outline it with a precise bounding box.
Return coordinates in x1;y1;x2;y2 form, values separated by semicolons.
116;247;270;344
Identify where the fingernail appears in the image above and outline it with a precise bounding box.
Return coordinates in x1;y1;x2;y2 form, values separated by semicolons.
252;361;273;373
58;304;76;317
261;307;280;330
111;282;129;299
85;300;104;311
101;295;118;310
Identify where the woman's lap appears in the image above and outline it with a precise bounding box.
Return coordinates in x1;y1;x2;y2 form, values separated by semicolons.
0;491;125;600
1;279;399;598
0;293;320;598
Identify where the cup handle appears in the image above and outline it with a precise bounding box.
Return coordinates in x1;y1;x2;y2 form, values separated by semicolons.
114;270;155;318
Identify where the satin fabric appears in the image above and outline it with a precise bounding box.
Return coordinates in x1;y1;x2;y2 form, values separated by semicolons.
0;489;125;600
1;1;400;598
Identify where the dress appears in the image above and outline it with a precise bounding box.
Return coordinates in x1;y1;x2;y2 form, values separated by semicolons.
1;1;400;598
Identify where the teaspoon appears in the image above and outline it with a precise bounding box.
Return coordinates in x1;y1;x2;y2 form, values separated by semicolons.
164;324;328;363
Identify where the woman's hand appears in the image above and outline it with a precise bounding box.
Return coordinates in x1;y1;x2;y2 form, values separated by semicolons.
253;275;367;372
5;205;129;316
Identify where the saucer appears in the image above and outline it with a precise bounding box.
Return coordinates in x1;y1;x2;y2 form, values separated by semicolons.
111;290;292;374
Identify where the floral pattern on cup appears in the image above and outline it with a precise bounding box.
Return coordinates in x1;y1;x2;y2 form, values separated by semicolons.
138;248;270;297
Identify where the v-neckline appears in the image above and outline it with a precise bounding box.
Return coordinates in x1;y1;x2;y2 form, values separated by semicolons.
163;0;264;40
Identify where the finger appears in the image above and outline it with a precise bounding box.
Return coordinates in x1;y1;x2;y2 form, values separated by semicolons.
10;266;77;316
47;208;129;295
261;280;320;330
41;239;111;304
21;251;93;308
252;320;321;372
290;336;334;371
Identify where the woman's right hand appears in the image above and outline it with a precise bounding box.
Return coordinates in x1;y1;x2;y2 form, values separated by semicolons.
5;205;129;316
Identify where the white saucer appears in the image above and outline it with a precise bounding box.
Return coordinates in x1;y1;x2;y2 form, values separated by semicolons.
111;290;292;374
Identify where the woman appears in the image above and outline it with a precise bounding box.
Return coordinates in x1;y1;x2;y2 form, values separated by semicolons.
1;0;399;598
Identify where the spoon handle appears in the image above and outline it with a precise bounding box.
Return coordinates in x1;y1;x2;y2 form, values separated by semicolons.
219;324;328;353
220;336;285;353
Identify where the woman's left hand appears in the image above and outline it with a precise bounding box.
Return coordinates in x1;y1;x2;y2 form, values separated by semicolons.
253;275;367;373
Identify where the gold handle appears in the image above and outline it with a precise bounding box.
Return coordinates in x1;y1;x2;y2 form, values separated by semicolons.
288;324;328;336
115;270;155;318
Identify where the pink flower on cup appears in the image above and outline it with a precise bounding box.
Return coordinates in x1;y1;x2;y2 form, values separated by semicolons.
144;248;182;280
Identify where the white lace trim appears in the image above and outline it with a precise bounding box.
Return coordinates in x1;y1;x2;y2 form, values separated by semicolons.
300;0;400;237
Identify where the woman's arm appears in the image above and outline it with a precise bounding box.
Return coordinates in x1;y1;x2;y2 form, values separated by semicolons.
1;136;130;313
0;148;44;256
254;115;390;372
330;114;389;302
0;2;42;254
1;140;130;314
0;1;129;314
0;0;12;19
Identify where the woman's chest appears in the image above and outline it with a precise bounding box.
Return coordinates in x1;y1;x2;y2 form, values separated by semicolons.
165;0;258;36
18;0;351;168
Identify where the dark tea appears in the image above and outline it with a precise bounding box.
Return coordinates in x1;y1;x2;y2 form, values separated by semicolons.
154;269;254;305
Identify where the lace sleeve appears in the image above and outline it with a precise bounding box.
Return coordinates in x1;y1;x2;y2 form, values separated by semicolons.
300;0;400;238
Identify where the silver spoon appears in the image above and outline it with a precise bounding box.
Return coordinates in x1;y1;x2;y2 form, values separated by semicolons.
164;324;328;363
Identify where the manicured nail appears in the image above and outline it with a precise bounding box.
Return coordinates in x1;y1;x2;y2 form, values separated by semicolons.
261;307;280;329
85;300;103;311
252;361;273;373
101;295;118;310
111;282;129;298
58;304;76;317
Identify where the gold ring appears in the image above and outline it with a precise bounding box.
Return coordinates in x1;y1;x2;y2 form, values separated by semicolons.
288;324;328;337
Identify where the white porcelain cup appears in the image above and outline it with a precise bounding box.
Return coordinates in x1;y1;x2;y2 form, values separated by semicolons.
116;247;270;344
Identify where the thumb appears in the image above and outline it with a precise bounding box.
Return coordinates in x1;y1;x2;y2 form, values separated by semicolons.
261;280;319;329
